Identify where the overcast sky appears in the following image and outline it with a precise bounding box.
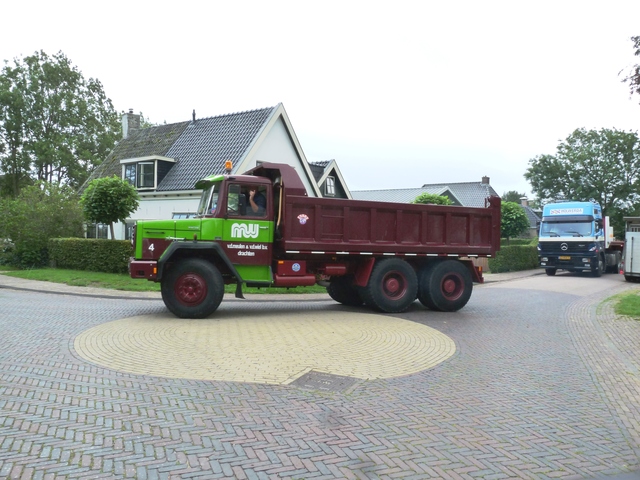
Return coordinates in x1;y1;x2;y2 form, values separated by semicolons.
2;1;639;198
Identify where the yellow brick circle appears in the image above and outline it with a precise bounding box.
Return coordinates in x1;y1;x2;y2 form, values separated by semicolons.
74;311;456;385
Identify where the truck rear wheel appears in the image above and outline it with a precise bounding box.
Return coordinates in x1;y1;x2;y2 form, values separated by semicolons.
361;258;417;313
161;259;224;318
418;260;472;312
327;276;364;306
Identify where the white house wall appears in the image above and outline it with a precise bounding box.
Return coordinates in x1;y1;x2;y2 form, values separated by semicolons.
249;118;318;196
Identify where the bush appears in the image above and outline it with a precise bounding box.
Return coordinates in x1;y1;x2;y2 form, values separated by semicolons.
0;238;16;266
48;238;132;273
0;183;84;267
489;245;539;273
501;237;538;246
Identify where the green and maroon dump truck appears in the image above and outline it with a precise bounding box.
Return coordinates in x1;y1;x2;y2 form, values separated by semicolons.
129;162;501;318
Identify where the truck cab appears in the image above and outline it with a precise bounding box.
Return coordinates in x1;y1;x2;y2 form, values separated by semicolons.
537;201;618;276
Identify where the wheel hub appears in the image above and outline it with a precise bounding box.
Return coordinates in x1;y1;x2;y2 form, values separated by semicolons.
176;273;207;305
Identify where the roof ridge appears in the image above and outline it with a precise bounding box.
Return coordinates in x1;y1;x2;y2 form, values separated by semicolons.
191;105;277;123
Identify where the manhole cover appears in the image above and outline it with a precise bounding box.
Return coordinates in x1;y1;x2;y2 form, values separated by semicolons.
291;370;361;393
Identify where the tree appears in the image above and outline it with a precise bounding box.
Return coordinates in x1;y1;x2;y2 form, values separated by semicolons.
501;202;530;242
80;176;139;240
622;36;640;104
502;190;526;203
412;193;453;205
524;128;640;234
0;50;120;195
0;182;85;267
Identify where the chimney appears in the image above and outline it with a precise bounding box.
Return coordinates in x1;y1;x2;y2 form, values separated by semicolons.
122;109;141;139
192;109;196;123
481;175;490;184
520;197;528;207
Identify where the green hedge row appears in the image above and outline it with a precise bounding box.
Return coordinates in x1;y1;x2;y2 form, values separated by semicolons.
48;238;132;274
489;245;539;273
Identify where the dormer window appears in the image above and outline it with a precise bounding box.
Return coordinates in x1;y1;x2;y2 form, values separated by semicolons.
121;155;176;190
325;176;336;196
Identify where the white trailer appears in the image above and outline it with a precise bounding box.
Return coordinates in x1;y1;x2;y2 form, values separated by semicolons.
623;217;640;282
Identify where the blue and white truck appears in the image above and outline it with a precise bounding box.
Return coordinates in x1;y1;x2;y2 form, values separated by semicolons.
537;201;622;277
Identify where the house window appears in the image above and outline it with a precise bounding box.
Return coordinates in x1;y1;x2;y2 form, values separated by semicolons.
325;176;335;196
124;222;135;241
138;162;155;188
124;164;136;185
123;162;155;188
86;223;108;239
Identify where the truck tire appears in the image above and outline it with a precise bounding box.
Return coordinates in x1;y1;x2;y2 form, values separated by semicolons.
418;260;472;312
545;268;557;276
591;256;604;278
161;258;225;318
327;276;364;306
361;258;417;313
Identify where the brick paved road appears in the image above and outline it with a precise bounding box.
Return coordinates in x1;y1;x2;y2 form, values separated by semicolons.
1;273;640;479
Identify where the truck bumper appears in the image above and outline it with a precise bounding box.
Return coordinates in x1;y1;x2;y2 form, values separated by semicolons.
539;254;596;272
129;258;158;280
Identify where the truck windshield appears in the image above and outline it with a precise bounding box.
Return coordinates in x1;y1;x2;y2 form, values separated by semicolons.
540;221;592;237
196;183;220;217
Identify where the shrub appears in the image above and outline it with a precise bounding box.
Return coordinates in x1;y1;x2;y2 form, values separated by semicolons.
48;238;132;273
489;245;538;273
0;183;84;267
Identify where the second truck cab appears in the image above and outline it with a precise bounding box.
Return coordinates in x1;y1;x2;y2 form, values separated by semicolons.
537;201;619;276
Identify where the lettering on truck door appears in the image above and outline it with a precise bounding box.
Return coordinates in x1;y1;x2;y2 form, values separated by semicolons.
220;183;273;282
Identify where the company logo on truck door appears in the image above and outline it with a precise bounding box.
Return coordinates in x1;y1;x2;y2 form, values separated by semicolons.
231;223;259;239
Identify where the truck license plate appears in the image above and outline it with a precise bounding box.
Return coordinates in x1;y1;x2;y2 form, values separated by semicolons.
559;256;571;260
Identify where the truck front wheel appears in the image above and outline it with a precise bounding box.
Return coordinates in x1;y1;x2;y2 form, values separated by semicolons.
591;256;604;278
161;259;225;318
327;276;364;306
361;259;417;313
418;260;473;312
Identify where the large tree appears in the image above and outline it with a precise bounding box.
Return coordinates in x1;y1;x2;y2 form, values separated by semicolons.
0;50;120;195
622;36;640;104
524;128;640;229
502;190;526;203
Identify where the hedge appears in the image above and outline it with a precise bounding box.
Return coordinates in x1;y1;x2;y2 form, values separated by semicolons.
488;245;539;273
48;238;132;274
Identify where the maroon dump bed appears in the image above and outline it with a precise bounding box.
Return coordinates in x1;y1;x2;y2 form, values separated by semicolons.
279;195;501;257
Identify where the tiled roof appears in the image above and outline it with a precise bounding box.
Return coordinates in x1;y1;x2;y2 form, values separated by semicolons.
82;106;277;192
159;106;276;191
82;122;189;188
352;186;462;205
522;205;541;229
308;160;332;182
352;181;498;208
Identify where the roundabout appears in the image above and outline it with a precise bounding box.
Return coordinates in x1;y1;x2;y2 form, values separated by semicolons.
74;309;456;385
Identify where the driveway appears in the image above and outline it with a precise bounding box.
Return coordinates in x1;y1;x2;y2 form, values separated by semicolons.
1;271;640;479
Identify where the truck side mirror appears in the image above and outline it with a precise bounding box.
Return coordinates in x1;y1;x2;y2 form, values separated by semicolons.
238;194;247;216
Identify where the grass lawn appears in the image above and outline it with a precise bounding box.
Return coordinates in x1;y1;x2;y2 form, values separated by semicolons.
0;267;328;294
614;291;640;319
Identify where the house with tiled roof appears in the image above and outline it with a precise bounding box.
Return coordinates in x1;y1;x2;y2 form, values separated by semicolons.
351;176;498;208
83;104;322;240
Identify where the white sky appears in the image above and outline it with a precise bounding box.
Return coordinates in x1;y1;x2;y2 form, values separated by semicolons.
2;1;639;198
